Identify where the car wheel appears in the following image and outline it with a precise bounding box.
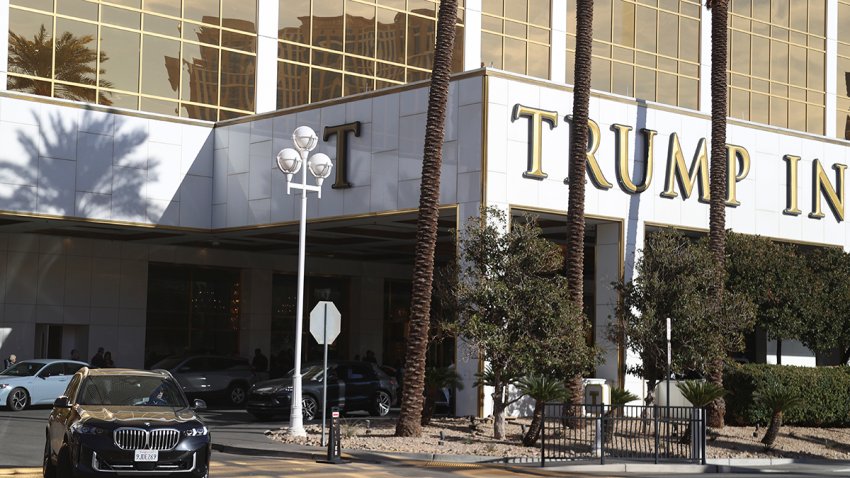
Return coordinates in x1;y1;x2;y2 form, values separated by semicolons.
43;438;56;478
370;390;392;417
227;383;247;406
301;396;318;421
6;387;28;411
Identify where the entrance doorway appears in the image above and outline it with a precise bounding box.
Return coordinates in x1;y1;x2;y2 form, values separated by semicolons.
35;324;89;360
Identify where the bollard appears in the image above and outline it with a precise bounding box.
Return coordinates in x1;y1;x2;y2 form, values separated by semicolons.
316;407;348;464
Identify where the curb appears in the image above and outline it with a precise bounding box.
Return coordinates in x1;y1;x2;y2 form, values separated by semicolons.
211;443;499;465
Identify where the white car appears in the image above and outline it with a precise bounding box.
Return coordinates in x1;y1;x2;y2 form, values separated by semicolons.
0;359;88;411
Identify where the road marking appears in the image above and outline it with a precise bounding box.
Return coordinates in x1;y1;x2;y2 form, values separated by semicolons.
833;468;850;472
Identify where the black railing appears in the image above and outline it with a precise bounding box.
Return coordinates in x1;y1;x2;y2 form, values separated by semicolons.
540;403;706;466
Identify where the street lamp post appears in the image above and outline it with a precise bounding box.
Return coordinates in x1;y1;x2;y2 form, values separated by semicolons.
276;126;334;437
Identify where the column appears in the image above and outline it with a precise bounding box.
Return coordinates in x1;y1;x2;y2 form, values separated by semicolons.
255;0;279;113
594;222;621;384
0;0;9;90
463;0;482;70
239;268;273;360
826;0;838;138
698;6;712;114
550;0;567;83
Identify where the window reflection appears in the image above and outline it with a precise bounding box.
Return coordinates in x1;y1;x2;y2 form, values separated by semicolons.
838;0;850;139
482;0;550;78
277;0;465;109
729;0;825;134
568;0;700;109
9;0;258;120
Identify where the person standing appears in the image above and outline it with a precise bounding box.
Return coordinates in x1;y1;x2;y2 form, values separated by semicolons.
70;349;81;361
103;351;115;368
3;354;16;370
90;347;106;368
252;348;269;380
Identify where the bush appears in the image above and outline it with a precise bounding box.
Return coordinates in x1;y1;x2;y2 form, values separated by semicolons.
724;363;850;427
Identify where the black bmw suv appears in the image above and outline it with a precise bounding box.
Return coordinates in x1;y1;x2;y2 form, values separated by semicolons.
43;367;210;478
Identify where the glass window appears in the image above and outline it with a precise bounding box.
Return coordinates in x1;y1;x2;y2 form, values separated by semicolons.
276;0;465;109
9;0;258;120
40;363;66;378
729;0;825;134
482;0;551;78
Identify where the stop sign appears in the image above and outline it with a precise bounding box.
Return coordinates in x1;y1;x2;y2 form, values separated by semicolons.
310;301;341;345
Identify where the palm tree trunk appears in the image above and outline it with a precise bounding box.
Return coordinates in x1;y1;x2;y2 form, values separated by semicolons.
761;411;783;447
565;0;594;428
522;399;545;446
395;0;458;438
706;0;730;430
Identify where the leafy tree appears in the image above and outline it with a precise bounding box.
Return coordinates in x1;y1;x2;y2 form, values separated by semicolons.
395;0;458;438
706;0;731;428
613;230;755;406
515;375;567;446
725;233;813;361
8;25;112;104
444;208;598;439
798;248;850;363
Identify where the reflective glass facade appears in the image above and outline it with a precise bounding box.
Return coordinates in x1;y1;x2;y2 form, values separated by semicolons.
837;0;850;138
728;0;826;134
566;0;701;110
276;0;465;109
8;0;258;121
481;0;551;79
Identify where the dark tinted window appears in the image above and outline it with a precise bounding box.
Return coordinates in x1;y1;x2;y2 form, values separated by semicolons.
349;363;373;380
208;357;244;370
1;361;42;376
64;363;85;375
40;363;66;378
181;358;207;372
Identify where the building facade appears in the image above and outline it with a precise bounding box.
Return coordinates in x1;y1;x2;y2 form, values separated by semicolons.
1;0;849;415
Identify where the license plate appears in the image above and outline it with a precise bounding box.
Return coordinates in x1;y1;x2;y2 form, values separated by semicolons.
134;450;158;462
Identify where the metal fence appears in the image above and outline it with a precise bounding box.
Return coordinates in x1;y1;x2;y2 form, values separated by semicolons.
540;403;706;466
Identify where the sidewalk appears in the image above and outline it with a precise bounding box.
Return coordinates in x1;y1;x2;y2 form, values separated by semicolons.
210;426;850;475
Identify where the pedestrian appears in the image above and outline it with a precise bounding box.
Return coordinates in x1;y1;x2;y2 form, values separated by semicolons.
103;351;115;368
91;347;106;368
252;348;268;372
70;349;80;361
3;354;16;370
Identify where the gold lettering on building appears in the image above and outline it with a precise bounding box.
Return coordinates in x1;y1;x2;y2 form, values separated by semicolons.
512;105;558;180
809;159;846;222
725;145;751;207
613;124;655;194
324;121;362;189
565;115;613;189
783;155;802;215
661;133;709;203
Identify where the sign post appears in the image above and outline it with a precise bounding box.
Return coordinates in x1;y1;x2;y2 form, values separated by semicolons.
310;301;341;447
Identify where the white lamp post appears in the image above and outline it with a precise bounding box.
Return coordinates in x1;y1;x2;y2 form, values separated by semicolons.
276;126;334;437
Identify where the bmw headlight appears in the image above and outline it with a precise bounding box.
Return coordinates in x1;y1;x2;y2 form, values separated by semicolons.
70;423;107;435
275;386;294;393
184;426;209;437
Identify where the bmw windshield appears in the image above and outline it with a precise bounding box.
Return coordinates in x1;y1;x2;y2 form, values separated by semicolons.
1;361;43;377
78;376;188;408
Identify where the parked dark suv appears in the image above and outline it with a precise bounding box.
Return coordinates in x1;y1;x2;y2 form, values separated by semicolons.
151;355;256;406
44;368;210;478
246;361;397;421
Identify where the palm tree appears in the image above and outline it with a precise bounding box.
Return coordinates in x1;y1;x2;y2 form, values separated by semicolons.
421;366;463;426
755;385;803;447
516;375;567;446
395;0;458;438
602;388;639;444
677;380;726;444
8;25;112;104
705;0;730;429
565;0;595;424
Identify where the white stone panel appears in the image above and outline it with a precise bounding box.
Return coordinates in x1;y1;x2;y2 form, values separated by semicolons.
39;104;78;161
248;198;271;225
76;132;114;194
64;255;92;307
148;199;179;227
213;149;228;204
112;115;149;168
398;114;425;181
249;141;272;200
226;173;250;227
91;258;121;308
112;166;148;223
370;151;400;211
0;98;39;125
458;77;483;106
147;142;182;201
400;87;428;117
397;178;421;210
181;126;213;177
343;186;370;215
37;157;76;215
79;109;115;136
5;252;38;304
457;104;483;173
75;192;111;220
250;118;274;143
179;175;212;228
227;123;251;174
372;94;400;152
0;123;39;186
149;119;182;144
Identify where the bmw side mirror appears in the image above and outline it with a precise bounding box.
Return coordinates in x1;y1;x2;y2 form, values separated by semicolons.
54;396;71;408
192;399;207;410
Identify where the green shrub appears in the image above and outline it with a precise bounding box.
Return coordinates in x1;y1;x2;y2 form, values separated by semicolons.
724;363;850;427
